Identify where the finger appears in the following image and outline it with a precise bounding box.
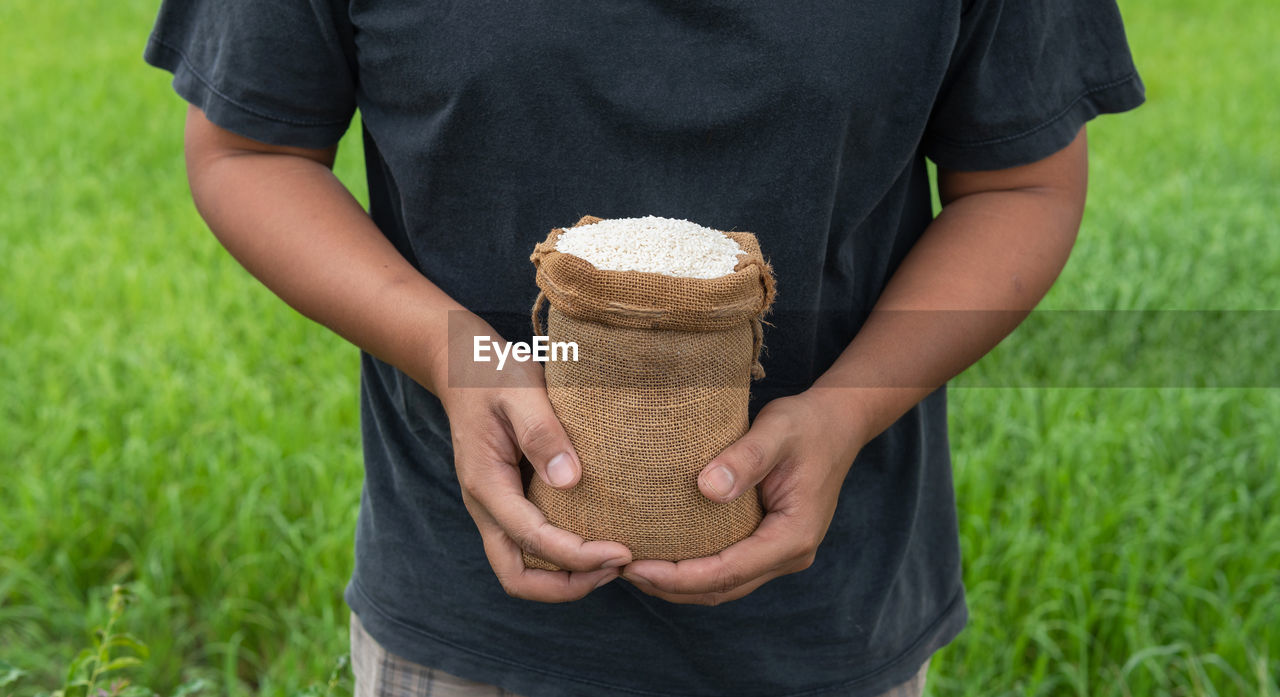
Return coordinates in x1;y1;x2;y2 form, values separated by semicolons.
625;570;775;606
499;389;580;490
464;457;630;570
697;413;789;503
487;484;633;571
621;512;809;595
478;521;620;603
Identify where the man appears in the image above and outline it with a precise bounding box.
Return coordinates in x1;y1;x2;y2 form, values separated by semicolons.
146;2;1143;694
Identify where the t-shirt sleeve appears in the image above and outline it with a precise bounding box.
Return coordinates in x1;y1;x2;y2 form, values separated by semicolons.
143;0;357;149
923;0;1145;171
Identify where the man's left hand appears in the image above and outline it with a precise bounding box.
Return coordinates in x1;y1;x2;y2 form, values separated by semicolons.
620;390;862;605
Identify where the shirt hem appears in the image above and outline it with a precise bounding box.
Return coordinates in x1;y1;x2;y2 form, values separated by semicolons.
344;576;968;697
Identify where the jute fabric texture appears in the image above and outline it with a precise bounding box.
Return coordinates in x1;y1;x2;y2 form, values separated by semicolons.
524;216;775;569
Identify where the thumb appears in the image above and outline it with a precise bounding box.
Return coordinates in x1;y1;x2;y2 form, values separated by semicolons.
500;391;580;490
699;425;784;504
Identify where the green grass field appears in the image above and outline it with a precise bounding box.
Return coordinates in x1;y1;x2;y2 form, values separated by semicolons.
1;1;1277;695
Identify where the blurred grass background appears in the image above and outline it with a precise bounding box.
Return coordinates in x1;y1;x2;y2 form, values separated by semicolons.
1;0;1276;696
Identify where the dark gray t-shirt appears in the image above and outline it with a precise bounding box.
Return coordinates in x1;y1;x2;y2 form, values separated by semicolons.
145;3;1142;695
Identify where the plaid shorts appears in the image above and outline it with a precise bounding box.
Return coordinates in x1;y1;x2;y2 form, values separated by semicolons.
350;612;929;697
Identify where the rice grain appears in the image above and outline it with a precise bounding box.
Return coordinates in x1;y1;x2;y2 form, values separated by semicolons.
554;215;743;279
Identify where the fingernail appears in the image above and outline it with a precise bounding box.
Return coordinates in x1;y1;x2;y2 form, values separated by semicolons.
594;573;617;589
546;453;575;487
703;465;735;499
601;556;629;569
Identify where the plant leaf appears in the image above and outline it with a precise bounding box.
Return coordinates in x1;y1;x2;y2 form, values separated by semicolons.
0;660;28;687
170;678;211;697
65;649;95;685
101;657;143;673
104;634;150;659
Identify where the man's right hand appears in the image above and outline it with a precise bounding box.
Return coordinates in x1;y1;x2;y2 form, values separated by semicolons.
439;323;632;602
183;106;625;601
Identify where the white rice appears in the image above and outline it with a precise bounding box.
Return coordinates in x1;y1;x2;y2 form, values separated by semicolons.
555;215;743;279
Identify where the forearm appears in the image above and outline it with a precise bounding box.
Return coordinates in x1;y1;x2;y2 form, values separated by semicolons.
184;112;466;395
810;132;1088;450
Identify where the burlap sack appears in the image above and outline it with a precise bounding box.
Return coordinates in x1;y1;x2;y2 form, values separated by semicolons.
523;215;776;570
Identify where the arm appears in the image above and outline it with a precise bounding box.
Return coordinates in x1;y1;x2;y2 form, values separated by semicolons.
622;127;1089;604
813;128;1086;434
183;108;459;392
183;105;632;600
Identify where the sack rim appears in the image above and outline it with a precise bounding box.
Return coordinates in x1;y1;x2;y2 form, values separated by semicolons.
533;215;766;283
530;215;776;333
